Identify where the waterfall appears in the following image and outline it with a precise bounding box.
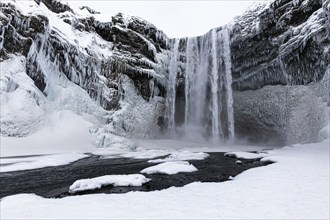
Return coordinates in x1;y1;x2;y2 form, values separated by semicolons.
165;38;180;135
166;28;234;142
210;29;221;141
221;29;235;140
184;37;201;131
184;38;193;126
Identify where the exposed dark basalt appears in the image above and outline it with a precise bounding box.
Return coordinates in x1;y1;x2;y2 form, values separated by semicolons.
230;0;329;90
2;0;327;101
0;3;48;58
35;0;73;14
0;1;168;112
80;6;100;15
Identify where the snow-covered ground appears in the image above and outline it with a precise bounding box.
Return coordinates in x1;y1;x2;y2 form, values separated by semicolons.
1;131;273;173
1;139;329;219
224;151;267;159
69;174;150;193
0;134;270;172
0;110;95;172
1;111;95;157
0;153;88;172
148;151;209;163
141;161;197;175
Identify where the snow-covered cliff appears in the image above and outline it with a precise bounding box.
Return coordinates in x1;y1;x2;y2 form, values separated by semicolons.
0;0;168;144
1;0;329;147
230;0;329;90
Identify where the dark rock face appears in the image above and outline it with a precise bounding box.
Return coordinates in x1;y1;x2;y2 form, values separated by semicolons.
230;0;329;90
36;0;73;14
0;4;48;58
228;0;329;145
0;0;168;112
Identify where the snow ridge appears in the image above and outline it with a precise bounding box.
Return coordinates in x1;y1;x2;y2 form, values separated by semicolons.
69;174;150;193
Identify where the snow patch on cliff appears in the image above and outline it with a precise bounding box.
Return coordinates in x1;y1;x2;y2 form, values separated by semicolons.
0;56;46;136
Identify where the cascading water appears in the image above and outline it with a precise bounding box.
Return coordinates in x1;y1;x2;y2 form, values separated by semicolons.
184;37;205;137
165;38;180;135
166;27;235;142
210;29;221;141
221;29;235;140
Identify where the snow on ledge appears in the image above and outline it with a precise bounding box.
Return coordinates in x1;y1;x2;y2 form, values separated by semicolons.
148;151;209;163
224;151;267;159
140;161;197;175
69;174;150;193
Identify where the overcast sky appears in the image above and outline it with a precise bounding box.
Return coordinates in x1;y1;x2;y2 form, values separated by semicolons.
67;1;267;38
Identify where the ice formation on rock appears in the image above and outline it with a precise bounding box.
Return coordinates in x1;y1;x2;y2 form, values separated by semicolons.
0;0;167;144
0;0;329;147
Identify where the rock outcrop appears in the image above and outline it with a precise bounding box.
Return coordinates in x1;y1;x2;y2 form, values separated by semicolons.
233;83;329;146
230;0;329;90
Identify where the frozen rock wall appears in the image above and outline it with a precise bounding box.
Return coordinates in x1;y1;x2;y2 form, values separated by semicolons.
0;0;329;146
229;0;330;145
230;0;329;90
0;0;167;140
234;83;329;146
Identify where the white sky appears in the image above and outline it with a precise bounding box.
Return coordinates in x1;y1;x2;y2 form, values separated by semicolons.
66;0;267;38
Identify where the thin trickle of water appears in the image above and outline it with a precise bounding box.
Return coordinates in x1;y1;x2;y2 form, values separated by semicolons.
166;38;180;134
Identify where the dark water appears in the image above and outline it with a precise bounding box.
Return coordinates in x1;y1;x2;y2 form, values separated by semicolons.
0;153;271;198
